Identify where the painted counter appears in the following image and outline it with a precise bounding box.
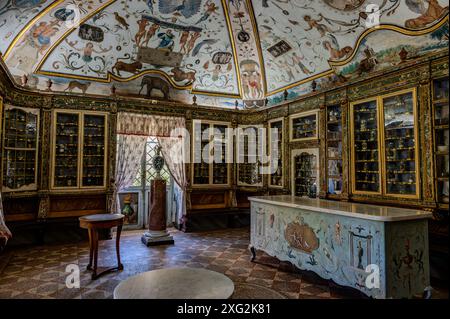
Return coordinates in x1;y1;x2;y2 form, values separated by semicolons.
249;196;432;299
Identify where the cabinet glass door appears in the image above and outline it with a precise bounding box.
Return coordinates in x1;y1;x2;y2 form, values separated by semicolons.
54;112;79;188
382;91;418;197
433;78;449;205
352;100;380;193
82;114;106;187
269;120;283;187
193;122;210;185
212;124;228;185
327;105;343;195
2;107;39;191
294;152;318;197
238;126;262;186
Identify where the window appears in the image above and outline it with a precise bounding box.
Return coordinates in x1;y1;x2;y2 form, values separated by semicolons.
132;136;171;187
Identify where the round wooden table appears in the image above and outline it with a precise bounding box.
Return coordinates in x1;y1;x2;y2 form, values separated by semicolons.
79;214;124;280
113;268;235;299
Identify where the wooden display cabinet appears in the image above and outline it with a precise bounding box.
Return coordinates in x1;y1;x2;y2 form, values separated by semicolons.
432;77;449;210
237;125;264;187
51;110;108;191
326;104;343;196
289;110;318;142
350;88;419;199
268;118;284;188
1;105;39;192
291;148;320;197
191;120;232;187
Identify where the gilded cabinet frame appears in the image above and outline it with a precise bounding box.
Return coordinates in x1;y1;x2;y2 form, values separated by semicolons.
268;117;284;189
236;124;264;187
1;104;40;192
350;88;420;199
50;110;108;191
191;119;232;188
289;110;319;142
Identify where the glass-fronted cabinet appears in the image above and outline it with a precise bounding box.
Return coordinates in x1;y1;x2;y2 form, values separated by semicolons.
192;120;231;186
291;148;319;197
51;110;108;190
54;112;79;188
290;111;318;141
1;105;39;192
82;114;106;187
326;105;343;195
433;78;449;207
237;125;263;186
350;88;419;198
268;118;283;188
382;91;418;197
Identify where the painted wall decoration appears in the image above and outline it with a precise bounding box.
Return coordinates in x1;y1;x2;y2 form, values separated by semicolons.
333;20;449;81
0;0;448;109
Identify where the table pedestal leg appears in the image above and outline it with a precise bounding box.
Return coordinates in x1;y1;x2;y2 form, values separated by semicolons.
92;230;99;280
87;229;93;270
116;225;124;270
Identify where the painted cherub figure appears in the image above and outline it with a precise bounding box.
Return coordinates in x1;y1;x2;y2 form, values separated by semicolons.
303;15;332;37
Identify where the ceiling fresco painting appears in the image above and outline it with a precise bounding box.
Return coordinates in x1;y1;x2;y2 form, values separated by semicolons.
0;0;55;55
253;0;449;95
224;0;266;108
0;0;448;109
266;19;449;106
37;0;241;97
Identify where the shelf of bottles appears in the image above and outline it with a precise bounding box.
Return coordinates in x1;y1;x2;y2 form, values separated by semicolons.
269;120;283;187
1;106;39;191
383;91;418;196
291;111;317;141
326;105;343;195
193;122;211;185
192;121;230;186
352;100;380;193
294;152;317;197
238;126;262;186
82;114;106;187
54;112;80;188
212;124;228;185
433;78;449;206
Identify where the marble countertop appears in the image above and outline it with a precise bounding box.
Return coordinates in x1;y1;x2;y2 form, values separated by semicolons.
248;195;432;222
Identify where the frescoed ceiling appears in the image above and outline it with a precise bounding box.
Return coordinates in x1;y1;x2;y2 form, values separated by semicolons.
0;0;448;109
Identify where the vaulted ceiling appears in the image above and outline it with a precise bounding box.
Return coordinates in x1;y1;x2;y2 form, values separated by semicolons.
0;0;448;109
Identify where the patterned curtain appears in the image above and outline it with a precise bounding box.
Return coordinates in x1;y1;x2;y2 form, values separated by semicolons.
111;134;147;214
158;131;188;226
0;192;12;251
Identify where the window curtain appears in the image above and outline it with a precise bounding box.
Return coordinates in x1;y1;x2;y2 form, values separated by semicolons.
158;131;187;227
111;134;147;214
0;192;12;251
115;113;187;221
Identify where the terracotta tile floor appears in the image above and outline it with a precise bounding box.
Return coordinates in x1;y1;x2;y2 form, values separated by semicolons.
0;227;447;299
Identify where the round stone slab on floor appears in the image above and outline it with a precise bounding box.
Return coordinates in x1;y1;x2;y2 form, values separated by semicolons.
113;267;235;299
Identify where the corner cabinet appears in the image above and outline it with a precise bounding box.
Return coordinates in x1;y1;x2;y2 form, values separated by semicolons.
51;110;108;190
191;120;232;187
350;88;419;199
268;118;284;188
432;78;449;209
1;105;39;192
